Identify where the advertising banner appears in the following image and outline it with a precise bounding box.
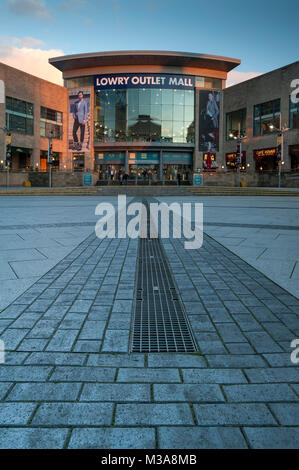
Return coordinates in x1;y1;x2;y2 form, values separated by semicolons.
68;88;91;152
94;73;195;90
198;90;221;152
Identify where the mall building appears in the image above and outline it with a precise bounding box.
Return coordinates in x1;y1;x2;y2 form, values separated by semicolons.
0;51;298;184
49;50;240;182
223;60;299;173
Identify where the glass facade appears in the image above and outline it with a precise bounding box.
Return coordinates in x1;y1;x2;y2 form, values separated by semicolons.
226;108;246;140
6;96;34;135
94;88;195;143
253;99;280;136
40;106;63;139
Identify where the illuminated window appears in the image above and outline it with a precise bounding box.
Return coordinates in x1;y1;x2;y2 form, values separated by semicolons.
94;88;194;144
253;99;280;136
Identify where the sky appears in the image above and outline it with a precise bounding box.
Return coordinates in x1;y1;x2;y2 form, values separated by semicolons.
0;0;298;86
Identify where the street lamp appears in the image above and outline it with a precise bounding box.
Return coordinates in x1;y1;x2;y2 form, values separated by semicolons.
269;113;289;188
235;123;246;187
46;130;54;188
0;126;10;188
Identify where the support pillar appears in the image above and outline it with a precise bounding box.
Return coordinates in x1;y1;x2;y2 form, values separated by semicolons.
159;150;163;183
125;150;128;173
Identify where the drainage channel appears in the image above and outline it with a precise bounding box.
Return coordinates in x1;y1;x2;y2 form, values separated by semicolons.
130;200;197;353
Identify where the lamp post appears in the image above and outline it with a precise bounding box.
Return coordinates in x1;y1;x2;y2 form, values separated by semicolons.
0;126;10;188
269;113;289;188
47;130;54;188
230;123;246;187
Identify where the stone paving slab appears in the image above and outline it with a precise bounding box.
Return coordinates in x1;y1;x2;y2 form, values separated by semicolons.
0;201;299;448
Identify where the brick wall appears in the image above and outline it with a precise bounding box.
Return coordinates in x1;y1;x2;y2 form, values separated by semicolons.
0;62;68;169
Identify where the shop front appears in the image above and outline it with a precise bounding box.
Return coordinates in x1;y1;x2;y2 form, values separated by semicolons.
254;148;278;172
162;152;192;182
95;152;125;180
203;152;217;170
289;145;299;170
40;151;60;170
73;153;85;171
11;146;31;170
128;152;159;182
95;150;193;183
226;151;246;170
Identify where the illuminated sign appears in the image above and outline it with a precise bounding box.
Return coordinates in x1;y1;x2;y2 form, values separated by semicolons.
94;73;195;90
226;151;246;168
254;148;277;158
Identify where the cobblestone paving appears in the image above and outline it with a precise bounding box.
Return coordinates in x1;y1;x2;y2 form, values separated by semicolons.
0;220;299;448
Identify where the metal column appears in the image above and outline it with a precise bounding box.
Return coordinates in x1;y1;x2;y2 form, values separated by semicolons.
159;149;163;183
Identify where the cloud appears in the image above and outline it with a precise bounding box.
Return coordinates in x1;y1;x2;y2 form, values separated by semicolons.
7;0;51;19
226;70;262;87
0;44;63;85
59;0;87;9
13;37;45;48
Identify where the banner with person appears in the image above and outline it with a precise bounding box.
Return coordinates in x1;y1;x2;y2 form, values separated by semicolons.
198;90;221;152
68;88;91;152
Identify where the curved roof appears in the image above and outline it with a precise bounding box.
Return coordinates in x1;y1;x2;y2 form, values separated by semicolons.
49;50;240;73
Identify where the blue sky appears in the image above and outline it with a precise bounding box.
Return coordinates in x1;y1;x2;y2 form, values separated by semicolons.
0;0;298;85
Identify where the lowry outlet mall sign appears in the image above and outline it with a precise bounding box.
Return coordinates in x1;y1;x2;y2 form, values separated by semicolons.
94;73;195;90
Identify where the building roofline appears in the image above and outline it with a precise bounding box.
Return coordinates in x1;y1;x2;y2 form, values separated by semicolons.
49;50;241;73
226;59;299;90
0;60;64;88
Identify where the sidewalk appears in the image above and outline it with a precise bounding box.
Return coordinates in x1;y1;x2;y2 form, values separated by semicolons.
0;196;298;448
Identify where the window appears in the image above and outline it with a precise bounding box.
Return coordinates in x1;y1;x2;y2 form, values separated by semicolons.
40;106;63;139
254;99;280;136
94;88;195;144
290;96;299;129
195;77;222;89
64;76;93;88
73;153;85;170
6;97;34;135
226;108;246;140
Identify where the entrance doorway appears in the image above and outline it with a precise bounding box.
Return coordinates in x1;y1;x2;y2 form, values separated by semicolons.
129;164;159;183
98;164;125;182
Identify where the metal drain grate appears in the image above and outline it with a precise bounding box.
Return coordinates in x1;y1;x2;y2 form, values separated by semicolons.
130;201;197;353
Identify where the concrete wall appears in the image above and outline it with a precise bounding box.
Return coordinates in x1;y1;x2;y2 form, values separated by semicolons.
0;170;28;187
1;168;298;188
202;170;299;187
28;171;98;187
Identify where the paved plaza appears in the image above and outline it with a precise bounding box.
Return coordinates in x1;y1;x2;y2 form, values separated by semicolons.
0;195;298;448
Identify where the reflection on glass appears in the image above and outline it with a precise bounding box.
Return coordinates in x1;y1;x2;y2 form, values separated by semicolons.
94;88;194;143
173;106;184;121
173;90;185;105
162;89;173;105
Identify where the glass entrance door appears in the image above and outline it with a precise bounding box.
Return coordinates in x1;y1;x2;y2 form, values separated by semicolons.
129;164;159;182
